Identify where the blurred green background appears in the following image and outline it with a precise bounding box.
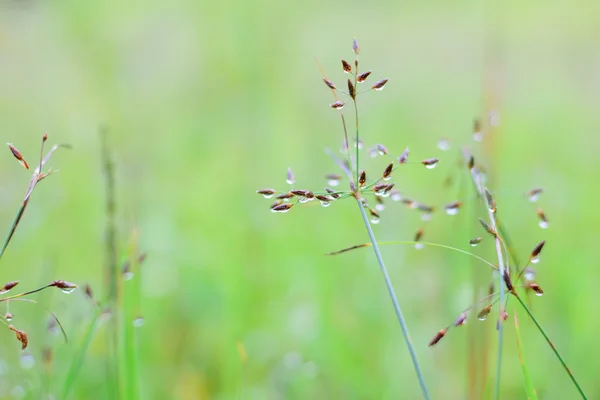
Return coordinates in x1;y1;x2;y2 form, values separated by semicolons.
0;0;599;399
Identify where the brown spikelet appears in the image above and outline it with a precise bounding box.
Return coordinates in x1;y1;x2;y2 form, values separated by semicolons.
369;208;380;220
382;163;393;180
529;283;544;296
444;201;462;215
9;325;28;350
352;38;360;55
84;284;94;301
421;158;439;168
330;100;345;109
323;78;336;90
414;228;424;242
290;190;309;197
383;183;395;194
416;203;434;213
478;218;497;237
467;155;475;170
5;312;13;320
276;192;294;200
50;280;78;291
315;195;332;203
257;189;276;196
428;328;447;347
484;189;497;213
372;183;387;194
454;312;467;327
1;281;19;293
531;240;546;259
536;208;549;228
503;270;514;292
347;79;356;99
469;237;482;246
325;187;341;199
357;70;372;83
372;78;389;91
7;143;30;170
477;304;493;320
527;187;543;202
398;148;409;164
359;170;366;187
271;203;294;213
342;59;352;73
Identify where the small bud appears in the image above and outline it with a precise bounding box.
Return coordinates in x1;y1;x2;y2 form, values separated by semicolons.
49;280;78;293
414;228;424;249
5;312;13;321
467;155;475;170
357;70;372;83
257;189;276;198
0;281;19;294
342;59;352;73
444;201;462;216
358;170;367;187
469;237;482;246
527;187;543;202
398;148;409;164
477;304;493;321
428;328;447;346
330;100;345;109
473;118;482;141
530;240;546;260
7;143;30;170
503;270;514;292
536;208;549;229
286;167;295;185
352;38;360;55
382;163;394;181
325;187;341;199
9;325;28;350
421;158;439;169
478;218;497;237
371;78;389;91
347;79;356;99
453;312;467;327
529;283;544;296
323;78;336;90
84;284;94;301
484;189;497;214
376;144;388;156
271;203;294;213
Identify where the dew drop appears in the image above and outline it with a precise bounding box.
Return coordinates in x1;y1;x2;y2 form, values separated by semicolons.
538;221;549;229
414;243;424;250
473;132;483;142
382;176;391;182
354;140;363;150
375;203;385;212
534;291;544;297
425;163;437;170
60;287;77;294
390;191;402;202
524;268;536;281
529;193;540;202
123;272;134;281
133;317;144;327
530;256;540;264
319;201;331;208
262;193;274;199
437;139;450;151
445;207;459;216
5;313;12;321
380;191;391;198
421;213;432;221
298;197;309;204
20;353;35;369
370;216;380;224
477;314;487;321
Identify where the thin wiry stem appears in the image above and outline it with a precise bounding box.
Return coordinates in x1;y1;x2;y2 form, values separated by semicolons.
514;294;587;399
356;200;430;400
485;203;505;400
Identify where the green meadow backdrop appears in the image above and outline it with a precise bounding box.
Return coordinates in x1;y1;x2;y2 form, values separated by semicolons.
0;0;598;398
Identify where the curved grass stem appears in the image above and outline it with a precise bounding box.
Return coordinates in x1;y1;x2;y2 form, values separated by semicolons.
514;294;587;399
357;200;430;400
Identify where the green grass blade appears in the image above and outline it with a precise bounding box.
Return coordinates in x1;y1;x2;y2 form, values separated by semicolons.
514;311;538;400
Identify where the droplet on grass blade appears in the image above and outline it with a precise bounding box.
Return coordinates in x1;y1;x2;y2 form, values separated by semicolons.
354;139;363;149
133;317;145;328
524;268;536;281
5;312;13;321
375;196;385;211
421;158;439;169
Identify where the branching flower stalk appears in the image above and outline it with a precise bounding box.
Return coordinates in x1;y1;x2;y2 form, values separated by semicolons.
260;40;432;399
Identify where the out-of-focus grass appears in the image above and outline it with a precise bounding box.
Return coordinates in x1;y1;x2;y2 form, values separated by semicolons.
0;0;598;398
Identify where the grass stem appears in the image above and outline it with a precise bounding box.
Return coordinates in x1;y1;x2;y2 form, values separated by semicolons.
357;200;430;400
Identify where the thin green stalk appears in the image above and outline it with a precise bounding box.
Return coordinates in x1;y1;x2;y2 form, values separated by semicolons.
514;294;587;399
513;311;538;400
356;200;430;400
485;199;505;400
